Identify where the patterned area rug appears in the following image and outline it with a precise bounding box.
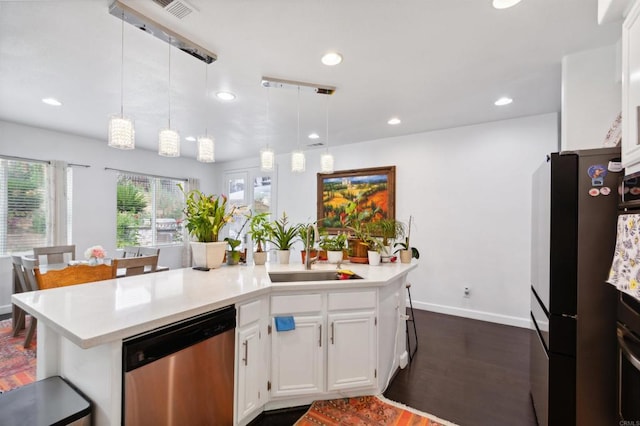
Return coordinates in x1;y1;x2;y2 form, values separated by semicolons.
0;318;37;393
294;395;458;426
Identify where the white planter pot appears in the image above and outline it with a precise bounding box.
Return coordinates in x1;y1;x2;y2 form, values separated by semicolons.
190;241;227;269
277;250;291;264
327;250;344;264
367;250;381;266
253;251;267;266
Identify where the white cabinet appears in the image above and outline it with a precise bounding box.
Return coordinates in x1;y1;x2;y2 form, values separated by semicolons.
622;0;640;174
270;315;324;397
269;290;377;400
327;311;376;391
236;298;268;424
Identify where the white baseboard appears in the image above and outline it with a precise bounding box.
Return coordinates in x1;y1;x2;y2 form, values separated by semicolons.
0;304;11;315
410;300;531;329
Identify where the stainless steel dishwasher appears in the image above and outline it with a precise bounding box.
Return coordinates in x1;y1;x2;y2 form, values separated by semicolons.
122;305;236;425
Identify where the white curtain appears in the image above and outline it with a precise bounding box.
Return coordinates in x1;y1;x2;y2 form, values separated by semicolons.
182;178;200;267
48;160;68;245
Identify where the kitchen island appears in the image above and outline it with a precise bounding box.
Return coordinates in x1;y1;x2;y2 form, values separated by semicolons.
12;261;417;425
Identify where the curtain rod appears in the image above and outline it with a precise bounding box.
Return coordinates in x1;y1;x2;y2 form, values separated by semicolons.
104;167;188;182
69;163;90;168
0;154;50;164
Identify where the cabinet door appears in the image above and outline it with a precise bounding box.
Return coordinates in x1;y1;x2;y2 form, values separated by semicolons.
271;315;324;398
327;311;377;391
237;323;263;422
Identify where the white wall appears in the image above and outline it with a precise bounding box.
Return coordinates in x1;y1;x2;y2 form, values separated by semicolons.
561;44;621;150
217;113;559;327
0;120;216;314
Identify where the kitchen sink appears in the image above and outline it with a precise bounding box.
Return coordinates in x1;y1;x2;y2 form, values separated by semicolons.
268;270;363;282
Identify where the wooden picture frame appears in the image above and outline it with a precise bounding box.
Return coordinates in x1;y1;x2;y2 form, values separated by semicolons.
317;166;396;234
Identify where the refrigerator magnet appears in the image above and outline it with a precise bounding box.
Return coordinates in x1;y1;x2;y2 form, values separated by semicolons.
587;164;607;186
600;187;611;196
589;188;600;197
608;161;623;172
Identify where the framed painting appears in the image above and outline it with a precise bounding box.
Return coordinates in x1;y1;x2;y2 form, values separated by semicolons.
317;166;396;234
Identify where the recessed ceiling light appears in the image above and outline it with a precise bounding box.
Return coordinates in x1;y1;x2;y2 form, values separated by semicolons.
216;91;236;101
494;97;513;106
308;133;320;139
42;97;62;106
321;52;343;66
185;136;196;142
387;117;401;125
492;0;522;9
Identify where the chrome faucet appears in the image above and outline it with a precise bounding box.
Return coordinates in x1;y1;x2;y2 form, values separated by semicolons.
305;223;319;270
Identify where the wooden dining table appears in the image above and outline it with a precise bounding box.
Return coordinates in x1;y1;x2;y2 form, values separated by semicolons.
11;261;169;333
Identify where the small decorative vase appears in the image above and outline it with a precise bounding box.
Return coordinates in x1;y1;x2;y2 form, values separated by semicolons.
253;251;267;266
277;250;290;264
399;249;412;264
327;251;343;264
368;251;381;266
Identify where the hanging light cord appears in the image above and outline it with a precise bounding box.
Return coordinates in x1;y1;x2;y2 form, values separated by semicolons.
168;38;172;128
297;86;301;148
204;63;208;136
325;94;330;153
266;87;270;149
119;11;125;117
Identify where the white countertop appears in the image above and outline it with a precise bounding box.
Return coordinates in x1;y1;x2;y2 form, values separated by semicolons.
12;261;417;349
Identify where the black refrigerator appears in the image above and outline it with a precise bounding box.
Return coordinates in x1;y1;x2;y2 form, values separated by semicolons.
530;148;620;426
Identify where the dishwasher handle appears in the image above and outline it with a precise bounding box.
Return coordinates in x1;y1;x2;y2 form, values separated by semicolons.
124;305;236;372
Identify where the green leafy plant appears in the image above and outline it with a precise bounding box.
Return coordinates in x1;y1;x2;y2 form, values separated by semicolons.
248;212;272;252
298;223;319;250
320;233;348;251
268;212;301;250
393;216;420;259
178;183;236;242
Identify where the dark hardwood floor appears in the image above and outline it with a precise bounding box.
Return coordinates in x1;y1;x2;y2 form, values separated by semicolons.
254;309;537;426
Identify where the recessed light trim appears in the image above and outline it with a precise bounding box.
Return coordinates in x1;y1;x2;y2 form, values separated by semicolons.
387;117;401;125
321;52;343;66
494;97;513;106
308;133;320;139
492;0;522;9
42;97;62;106
216;91;236;101
185;136;196;142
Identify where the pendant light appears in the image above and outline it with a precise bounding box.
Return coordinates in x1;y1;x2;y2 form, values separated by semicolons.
320;95;334;173
291;86;305;173
260;86;275;171
108;10;135;150
159;38;180;157
197;63;215;163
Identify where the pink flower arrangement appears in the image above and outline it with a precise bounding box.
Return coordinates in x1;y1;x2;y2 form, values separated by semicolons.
85;245;106;260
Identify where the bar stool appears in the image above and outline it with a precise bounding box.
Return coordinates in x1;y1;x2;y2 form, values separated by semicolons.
406;282;418;362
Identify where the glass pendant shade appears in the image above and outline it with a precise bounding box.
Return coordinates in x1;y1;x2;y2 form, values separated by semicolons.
261;148;275;171
158;129;180;157
291;150;305;173
320;152;334;173
197;136;215;163
108;115;135;149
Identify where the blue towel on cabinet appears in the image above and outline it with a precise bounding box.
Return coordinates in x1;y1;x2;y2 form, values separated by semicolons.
274;316;295;332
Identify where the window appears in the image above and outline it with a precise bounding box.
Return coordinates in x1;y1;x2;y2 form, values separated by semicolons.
116;172;185;248
0;158;50;254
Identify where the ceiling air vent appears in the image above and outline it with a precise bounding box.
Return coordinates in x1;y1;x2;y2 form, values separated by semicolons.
307;142;325;148
152;0;195;20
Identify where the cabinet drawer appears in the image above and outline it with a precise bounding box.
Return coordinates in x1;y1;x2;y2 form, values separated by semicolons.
238;299;262;327
328;291;376;311
271;294;322;315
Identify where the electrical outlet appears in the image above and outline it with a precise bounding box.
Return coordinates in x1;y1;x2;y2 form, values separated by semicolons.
464;286;471;298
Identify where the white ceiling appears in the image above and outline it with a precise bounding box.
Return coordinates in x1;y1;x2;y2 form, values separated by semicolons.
0;0;622;163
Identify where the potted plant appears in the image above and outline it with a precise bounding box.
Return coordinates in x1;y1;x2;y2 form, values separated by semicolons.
369;218;405;260
179;184;236;269
321;233;348;264
248;212;272;265
225;210;252;265
268;212;301;264
394;215;420;264
342;201;375;262
362;229;384;266
298;223;319;264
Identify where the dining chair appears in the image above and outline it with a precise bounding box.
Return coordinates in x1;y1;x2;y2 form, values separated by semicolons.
11;256;30;337
20;257;40;348
112;255;158;277
33;245;76;265
34;264;115;290
137;247;160;257
122;246;140;258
